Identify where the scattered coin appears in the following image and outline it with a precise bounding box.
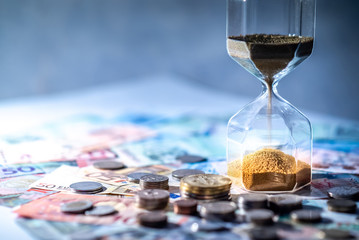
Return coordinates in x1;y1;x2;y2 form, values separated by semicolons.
327;199;357;213
290;209;322;223
70;181;104;193
61;200;93;214
327;186;359;200
139;174;169;190
269;194;302;214
238;193;268;210
190;220;227;232
127;172;152;183
137;211;168;228
93;161;125;170
200;201;237;221
318;229;355;240
249;227;279;240
172;169;205;181
176;155;207;163
136;189;170;210
85;205;117;216
247;209;274;226
174;199;198;215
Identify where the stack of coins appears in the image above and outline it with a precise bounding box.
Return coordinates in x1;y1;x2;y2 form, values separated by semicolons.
137;211;168;228
139;174;169;190
173;199;198;215
238;193;268;210
136;189;170;210
199;201;237;222
180;174;232;201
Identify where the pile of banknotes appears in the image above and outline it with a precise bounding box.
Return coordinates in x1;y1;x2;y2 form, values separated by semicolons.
0;113;358;240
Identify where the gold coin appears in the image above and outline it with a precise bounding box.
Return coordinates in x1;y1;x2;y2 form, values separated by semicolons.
180;185;231;195
181;174;232;189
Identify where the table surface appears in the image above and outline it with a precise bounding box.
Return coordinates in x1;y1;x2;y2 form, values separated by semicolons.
0;74;358;240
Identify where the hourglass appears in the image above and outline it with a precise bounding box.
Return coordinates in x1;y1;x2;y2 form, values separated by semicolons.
226;0;316;192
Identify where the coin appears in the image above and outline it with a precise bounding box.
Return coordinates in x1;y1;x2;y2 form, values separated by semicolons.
127;172;152;183
290;209;322;223
172;169;205;181
190;220;227;232
318;229;355;240
327;199;357;213
136;189;170;210
140;174;169;190
238;193;268;210
70;181;103;193
247;209;274;226
137;211;168;228
176;155;207;163
174;199;198;215
327;186;359;200
249;227;279;240
269;194;302;214
85;205;117;216
61;200;93;214
93;161;125;170
180;190;231;200
200;201;237;221
181;174;232;189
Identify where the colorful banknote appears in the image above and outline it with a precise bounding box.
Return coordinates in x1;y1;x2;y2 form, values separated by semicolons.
0;174;43;196
14;193;140;225
0;188;57;208
29;165;118;194
79;164;172;187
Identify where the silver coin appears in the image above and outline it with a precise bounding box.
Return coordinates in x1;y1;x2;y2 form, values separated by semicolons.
93;161;125;170
238;193;268;210
127;172;152;183
140;174;169;183
249;227;279;240
61;200;93;214
200;201;237;221
137;189;170;200
70;181;103;192
71;186;107;195
85;205;117;216
172;169;205;181
269;194;302;214
327;199;357;213
176;155;207;163
327;186;359;200
190;220;227;232
247;209;274;226
137;211;168;228
318;229;354;240
290;209;322;223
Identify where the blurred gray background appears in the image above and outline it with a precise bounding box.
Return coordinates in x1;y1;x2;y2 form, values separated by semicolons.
0;0;358;120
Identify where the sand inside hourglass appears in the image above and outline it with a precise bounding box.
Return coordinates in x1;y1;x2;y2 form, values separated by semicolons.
226;34;313;191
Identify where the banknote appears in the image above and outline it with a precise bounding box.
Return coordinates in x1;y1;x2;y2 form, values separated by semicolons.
0;188;58;207
0;161;77;179
76;149;118;167
312;146;359;174
14;193;140;225
30;165;118;194
0;114;155;165
16;218;101;240
0;174;43;196
79;164;173;187
112;135;225;167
